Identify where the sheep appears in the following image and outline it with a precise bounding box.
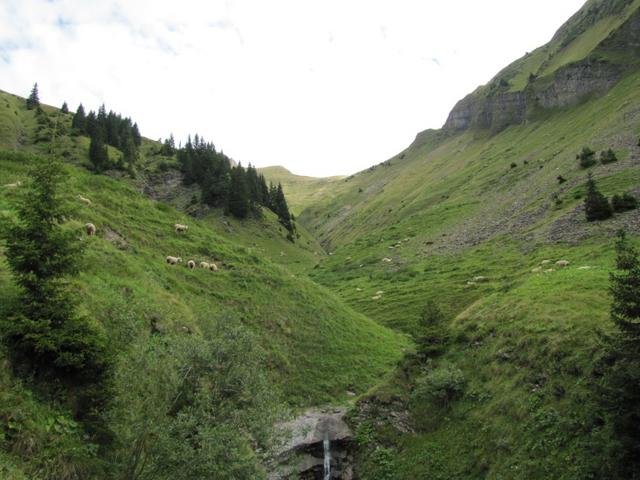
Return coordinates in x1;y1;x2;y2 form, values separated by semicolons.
209;263;218;272
544;268;556;273
85;223;96;236
376;290;384;295
3;181;22;188
79;195;92;206
371;295;381;300
187;260;196;269
578;266;592;270
174;223;188;233
166;256;183;265
541;260;552;265
382;257;392;263
556;260;570;267
531;267;542;273
473;276;488;282
199;261;210;270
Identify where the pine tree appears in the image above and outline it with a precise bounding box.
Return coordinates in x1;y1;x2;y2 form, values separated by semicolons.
89;131;110;173
227;166;250;218
71;104;86;133
584;173;613;221
578;146;596;168
26;83;40;110
61;101;69;114
0;157;106;375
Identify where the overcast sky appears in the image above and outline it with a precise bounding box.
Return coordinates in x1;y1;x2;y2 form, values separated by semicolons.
0;0;586;177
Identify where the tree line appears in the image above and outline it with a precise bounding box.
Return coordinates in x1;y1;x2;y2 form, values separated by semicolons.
177;135;296;240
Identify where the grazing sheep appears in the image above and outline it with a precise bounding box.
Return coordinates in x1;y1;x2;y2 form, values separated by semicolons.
544;268;556;273
3;181;22;188
209;263;218;272
376;290;384;295
578;266;592;270
382;257;392;263
187;260;196;269
199;261;210;270
79;195;92;206
467;281;477;286
174;223;188;233
473;276;488;282
541;260;552;265
166;256;183;265
356;288;363;292
85;223;96;236
371;295;381;300
531;267;542;273
556;260;570;267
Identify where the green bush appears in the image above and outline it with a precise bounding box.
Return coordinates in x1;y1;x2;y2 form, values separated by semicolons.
415;301;449;358
611;193;637;212
584;173;613;221
412;362;466;407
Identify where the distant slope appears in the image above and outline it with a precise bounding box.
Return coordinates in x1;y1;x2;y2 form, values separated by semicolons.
259;165;344;215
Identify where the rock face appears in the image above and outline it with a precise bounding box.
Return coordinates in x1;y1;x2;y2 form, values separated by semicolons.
443;60;623;133
268;408;354;480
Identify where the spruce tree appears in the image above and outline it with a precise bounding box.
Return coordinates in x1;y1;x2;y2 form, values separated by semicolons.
578;146;596;168
599;230;640;477
26;82;40;110
584;173;613;221
89;131;110;173
0;157;105;375
227;166;250;218
72;104;87;133
132;123;142;146
61;101;69;114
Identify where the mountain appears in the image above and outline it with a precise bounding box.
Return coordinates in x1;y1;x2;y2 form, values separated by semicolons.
276;1;640;477
0;90;408;478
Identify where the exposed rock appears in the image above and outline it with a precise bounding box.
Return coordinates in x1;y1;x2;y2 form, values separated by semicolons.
268;408;354;480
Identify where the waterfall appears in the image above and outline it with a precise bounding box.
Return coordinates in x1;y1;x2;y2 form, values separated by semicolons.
323;434;331;480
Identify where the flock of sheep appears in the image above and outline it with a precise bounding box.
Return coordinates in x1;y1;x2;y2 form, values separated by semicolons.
75;194;219;273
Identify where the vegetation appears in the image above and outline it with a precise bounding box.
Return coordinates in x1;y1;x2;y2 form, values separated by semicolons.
611;192;638;212
0;157;106;379
600;148;618;164
25;83;39;110
578;146;597;168
584;173;613;221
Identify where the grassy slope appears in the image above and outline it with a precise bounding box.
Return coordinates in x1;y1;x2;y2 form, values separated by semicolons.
259;165;344;216
0;94;408;476
295;44;640;480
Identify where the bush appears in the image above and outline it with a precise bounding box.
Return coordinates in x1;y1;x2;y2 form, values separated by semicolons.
600;149;618;164
557;175;567;184
578;147;597;168
611;193;638;212
510;162;517;169
412;362;466;407
415;301;449;358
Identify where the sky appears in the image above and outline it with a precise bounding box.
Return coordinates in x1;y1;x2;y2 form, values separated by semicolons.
0;0;586;177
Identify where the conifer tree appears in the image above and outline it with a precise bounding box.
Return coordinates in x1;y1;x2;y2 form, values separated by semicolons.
0;157;105;375
132;123;142;146
584;173;613;221
72;104;86;133
89;131;110;173
26;82;40;110
61;101;69;114
599;230;640;477
227;165;250;218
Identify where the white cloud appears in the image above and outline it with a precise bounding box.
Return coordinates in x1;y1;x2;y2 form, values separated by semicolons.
0;0;586;176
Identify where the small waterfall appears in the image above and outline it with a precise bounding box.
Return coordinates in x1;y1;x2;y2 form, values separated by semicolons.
323;433;331;480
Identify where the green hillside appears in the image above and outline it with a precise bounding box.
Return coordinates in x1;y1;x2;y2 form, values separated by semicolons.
290;3;640;478
0;92;407;478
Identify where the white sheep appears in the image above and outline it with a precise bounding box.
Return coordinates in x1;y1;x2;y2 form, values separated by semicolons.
473;276;488;282
79;195;92;206
209;263;218;272
541;259;552;265
3;181;22;188
531;267;542;273
544;268;556;273
166;256;183;265
199;261;210;270
85;223;96;236
174;223;188;233
556;260;570;267
187;260;196;269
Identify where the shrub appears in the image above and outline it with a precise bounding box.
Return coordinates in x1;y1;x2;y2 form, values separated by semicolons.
578;147;597;168
611;193;638;212
557;175;567;184
600;149;618;164
415;301;449;358
510;162;517;169
412;363;466;407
